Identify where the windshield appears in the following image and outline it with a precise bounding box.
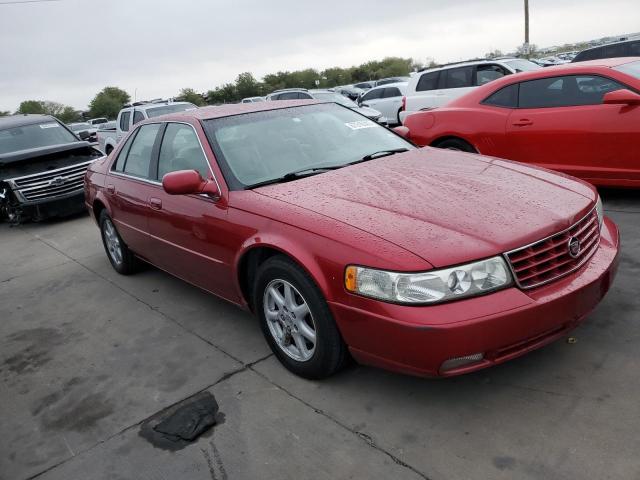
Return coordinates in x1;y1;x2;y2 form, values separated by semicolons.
69;123;91;131
0;121;78;154
504;59;542;72
203;103;413;189
615;60;640;79
146;103;197;118
311;92;357;107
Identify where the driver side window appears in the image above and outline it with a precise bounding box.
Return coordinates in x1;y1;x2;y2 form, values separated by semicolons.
157;123;210;181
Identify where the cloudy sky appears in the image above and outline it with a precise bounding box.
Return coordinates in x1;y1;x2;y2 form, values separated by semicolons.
1;0;638;112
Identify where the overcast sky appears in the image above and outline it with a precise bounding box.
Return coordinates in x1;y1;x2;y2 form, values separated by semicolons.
1;0;638;112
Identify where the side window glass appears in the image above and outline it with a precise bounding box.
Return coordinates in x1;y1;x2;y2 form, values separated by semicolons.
122;124;161;178
279;92;298;100
416;71;440;92
157;123;210;181
133;110;145;124
443;66;474;89
113;131;137;172
483;83;519;108
629;41;640;56
383;87;401;98
519;75;624;108
119;111;131;132
363;89;383;101
476;64;507;86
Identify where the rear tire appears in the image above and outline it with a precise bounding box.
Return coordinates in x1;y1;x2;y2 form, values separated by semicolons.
435;138;477;153
99;210;137;275
254;255;348;379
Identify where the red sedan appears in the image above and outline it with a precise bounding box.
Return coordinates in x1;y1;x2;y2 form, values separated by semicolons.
403;58;640;187
85;100;619;379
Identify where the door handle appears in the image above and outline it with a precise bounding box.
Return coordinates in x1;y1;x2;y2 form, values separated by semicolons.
106;184;115;194
512;119;533;127
149;197;162;210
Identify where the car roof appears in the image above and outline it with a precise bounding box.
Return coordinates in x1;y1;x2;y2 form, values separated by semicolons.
0;114;56;130
368;82;408;90
147;99;322;123
123;101;194;111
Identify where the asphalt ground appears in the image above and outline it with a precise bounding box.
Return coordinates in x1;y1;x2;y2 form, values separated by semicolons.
1;188;639;480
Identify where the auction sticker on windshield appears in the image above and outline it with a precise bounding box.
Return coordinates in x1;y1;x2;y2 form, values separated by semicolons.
39;123;60;129
345;120;376;130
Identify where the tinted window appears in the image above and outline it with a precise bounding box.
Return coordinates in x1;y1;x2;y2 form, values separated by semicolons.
113;131;137;172
483;83;519;108
362;89;383;101
416;71;439;92
382;87;402;98
277;92;300;100
476;64;507;86
122;124;160;178
119;111;131;132
442;66;474;89
519;75;624;108
157;123;210;181
133;110;144;124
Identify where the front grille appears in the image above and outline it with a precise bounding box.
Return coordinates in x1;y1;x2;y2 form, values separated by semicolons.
9;161;93;202
506;208;600;289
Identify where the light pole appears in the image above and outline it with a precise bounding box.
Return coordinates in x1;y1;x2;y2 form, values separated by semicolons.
524;0;530;57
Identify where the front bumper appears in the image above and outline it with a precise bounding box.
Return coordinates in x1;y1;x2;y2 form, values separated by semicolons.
330;216;620;377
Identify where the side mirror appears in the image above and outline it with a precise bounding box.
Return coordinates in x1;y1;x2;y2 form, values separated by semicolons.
603;89;640;106
392;126;410;139
360;102;370;108
78;130;90;140
162;170;219;198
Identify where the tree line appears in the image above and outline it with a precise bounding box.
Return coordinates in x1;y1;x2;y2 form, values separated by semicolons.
1;56;433;121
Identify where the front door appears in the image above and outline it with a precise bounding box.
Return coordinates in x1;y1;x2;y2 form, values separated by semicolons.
145;122;237;301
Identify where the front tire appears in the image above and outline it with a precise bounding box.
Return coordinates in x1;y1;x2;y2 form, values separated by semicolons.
435;138;477;153
99;210;137;275
254;256;347;379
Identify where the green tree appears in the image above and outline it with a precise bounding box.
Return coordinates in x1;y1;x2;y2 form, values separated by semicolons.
235;72;262;99
176;88;206;106
16;100;79;122
58;106;81;123
17;100;47;114
0;110;10;117
89;87;131;119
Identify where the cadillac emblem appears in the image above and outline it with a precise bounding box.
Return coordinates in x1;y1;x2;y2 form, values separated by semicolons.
568;236;581;259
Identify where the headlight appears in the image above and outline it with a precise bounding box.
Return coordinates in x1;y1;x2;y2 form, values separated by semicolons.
595;195;604;229
345;256;512;305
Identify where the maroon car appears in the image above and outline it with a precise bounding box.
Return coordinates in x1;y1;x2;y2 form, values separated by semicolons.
85;100;619;379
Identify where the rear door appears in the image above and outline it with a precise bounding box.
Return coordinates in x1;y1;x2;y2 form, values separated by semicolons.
106;123;162;255
505;74;637;181
145;122;237;300
378;87;404;124
359;87;384;111
436;66;475;105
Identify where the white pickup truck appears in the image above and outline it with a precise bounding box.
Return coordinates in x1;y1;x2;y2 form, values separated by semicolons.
97;100;197;154
400;58;540;123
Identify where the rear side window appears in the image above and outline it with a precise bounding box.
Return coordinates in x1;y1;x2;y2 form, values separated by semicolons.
441;66;474;89
519;75;624;108
362;89;383;101
483;83;519;108
476;64;508;86
278;92;299;100
133;110;144;124
157;123;210;181
122;124;161;178
382;87;402;98
416;71;440;92
113;131;137;172
119;111;131;132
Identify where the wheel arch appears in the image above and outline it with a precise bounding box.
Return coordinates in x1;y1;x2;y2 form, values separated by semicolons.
430;135;479;153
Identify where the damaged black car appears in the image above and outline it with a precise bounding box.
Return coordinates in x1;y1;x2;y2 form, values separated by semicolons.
0;114;103;224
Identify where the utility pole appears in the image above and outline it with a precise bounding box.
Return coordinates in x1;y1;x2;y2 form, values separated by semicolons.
524;0;530;57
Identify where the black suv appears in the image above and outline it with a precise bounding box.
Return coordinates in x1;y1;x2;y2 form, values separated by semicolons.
0;115;103;223
573;39;640;62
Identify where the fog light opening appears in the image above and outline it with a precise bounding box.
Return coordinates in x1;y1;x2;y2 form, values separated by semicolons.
440;353;484;372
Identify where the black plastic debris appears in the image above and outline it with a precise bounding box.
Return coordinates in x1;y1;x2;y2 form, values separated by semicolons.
154;393;219;441
140;392;222;451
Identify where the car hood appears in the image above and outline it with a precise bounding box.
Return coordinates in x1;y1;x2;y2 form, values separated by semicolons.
254;148;596;267
352;105;382;119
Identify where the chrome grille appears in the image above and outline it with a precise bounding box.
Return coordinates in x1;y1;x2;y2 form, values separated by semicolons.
9;161;93;202
506;207;600;289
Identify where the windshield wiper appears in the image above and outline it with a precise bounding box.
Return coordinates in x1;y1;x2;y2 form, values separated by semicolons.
358;148;409;162
247;165;343;189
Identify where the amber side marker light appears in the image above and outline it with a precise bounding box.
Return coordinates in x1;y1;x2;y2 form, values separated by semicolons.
345;266;358;292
